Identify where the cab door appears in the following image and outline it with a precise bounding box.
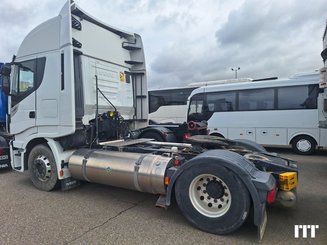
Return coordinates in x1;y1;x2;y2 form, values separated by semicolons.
9;58;42;135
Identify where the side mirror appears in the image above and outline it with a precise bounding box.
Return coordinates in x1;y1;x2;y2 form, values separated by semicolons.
0;63;11;77
0;63;11;95
2;77;10;95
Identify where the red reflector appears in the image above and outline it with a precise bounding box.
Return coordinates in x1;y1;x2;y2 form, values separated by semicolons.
267;186;277;204
188;121;196;130
174;159;180;166
183;133;192;140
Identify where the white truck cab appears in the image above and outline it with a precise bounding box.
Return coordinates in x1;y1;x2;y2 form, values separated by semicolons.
5;1;148;176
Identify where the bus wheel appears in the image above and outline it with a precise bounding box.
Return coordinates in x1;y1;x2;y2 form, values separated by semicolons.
28;144;59;191
175;163;250;234
292;135;316;155
211;133;225;138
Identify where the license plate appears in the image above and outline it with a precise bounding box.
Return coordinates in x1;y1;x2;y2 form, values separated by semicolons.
0;155;9;160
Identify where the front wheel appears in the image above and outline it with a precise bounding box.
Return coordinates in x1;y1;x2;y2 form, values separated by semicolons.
175;163;250;234
28;144;59;191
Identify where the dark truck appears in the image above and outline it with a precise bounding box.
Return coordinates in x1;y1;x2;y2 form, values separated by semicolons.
0;62;10;169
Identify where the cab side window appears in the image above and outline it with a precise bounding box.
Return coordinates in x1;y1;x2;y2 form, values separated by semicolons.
11;57;45;107
19;60;35;93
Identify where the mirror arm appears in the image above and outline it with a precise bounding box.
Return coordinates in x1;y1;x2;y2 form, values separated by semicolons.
11;55;16;63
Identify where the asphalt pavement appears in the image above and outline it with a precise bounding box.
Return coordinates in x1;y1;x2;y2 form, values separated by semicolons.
0;148;326;245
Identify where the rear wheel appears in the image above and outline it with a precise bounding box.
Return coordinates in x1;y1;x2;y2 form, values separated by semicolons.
291;135;316;155
175;163;250;234
28;144;59;191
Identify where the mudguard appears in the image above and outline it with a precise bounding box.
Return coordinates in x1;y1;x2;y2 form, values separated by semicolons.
232;138;268;153
165;150;275;228
139;126;177;142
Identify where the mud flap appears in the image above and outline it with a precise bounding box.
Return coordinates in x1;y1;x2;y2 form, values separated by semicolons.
61;177;80;191
257;204;267;242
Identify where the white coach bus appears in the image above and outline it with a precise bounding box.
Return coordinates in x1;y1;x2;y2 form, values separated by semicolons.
149;79;252;124
187;73;327;154
148;87;197;123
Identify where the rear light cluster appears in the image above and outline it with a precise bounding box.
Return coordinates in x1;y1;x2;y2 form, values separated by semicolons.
267;184;277;204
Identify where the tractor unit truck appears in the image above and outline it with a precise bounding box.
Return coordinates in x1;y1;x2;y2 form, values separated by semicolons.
0;1;299;240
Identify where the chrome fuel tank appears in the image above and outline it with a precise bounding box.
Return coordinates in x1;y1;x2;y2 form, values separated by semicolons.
68;149;172;194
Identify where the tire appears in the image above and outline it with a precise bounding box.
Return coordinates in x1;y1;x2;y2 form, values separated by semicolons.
28;144;59;191
142;131;164;142
291;135;316;155
175;163;250;234
234;139;267;153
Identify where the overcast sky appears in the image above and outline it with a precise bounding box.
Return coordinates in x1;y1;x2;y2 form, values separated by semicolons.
0;0;326;89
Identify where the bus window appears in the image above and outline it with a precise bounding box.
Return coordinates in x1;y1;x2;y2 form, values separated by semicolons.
278;85;318;110
149;94;164;113
207;91;236;112
149;87;195;113
238;88;274;111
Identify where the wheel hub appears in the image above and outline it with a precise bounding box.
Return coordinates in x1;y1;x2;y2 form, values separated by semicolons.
34;155;51;181
206;180;224;199
296;139;311;152
189;174;232;218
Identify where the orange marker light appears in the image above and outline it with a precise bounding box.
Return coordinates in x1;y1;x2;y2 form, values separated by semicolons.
164;176;170;186
59;169;64;177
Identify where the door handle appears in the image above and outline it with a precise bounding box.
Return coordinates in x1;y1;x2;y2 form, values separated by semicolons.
29;111;36;118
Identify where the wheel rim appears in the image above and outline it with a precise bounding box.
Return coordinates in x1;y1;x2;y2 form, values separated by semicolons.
33;155;51;181
296;139;311;152
189;174;231;218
